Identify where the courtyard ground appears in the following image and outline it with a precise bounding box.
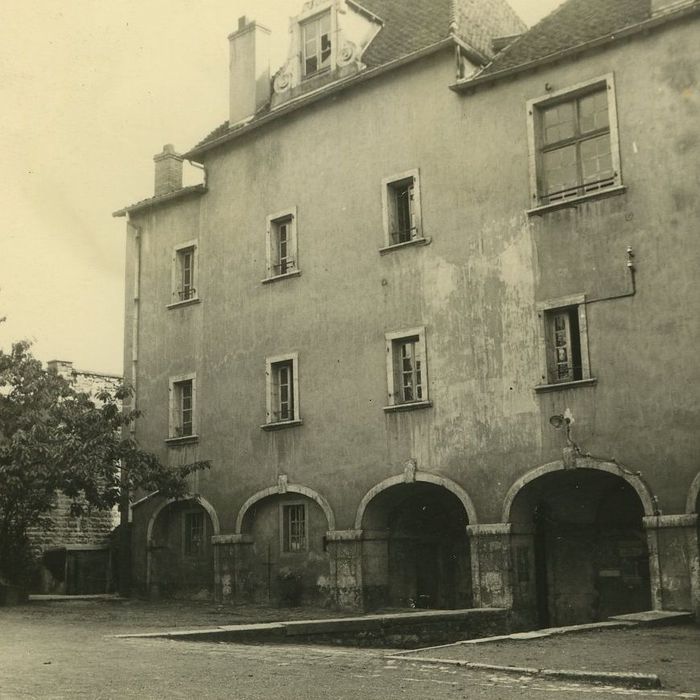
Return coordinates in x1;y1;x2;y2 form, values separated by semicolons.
0;599;698;699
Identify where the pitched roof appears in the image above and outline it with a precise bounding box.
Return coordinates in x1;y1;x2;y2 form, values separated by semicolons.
358;0;524;67
478;0;651;76
188;0;525;156
112;184;206;218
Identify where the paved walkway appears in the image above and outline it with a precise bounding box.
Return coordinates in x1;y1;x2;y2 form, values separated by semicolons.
396;624;700;693
1;600;698;698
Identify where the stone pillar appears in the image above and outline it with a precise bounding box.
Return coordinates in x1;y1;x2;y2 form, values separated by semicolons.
467;524;514;610
643;514;699;613
211;533;253;603
325;530;364;611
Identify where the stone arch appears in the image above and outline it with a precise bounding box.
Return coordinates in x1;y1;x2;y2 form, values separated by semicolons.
502;458;657;523
146;494;221;545
145;494;220;593
354;470;478;530
686;471;700;514
234;483;336;534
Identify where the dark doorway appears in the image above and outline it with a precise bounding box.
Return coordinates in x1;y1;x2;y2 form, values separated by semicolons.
510;469;651;627
362;482;471;610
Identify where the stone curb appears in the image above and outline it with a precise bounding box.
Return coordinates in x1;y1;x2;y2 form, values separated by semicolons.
385;655;662;690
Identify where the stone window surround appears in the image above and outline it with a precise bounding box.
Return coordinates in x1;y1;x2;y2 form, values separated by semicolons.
279;500;309;553
526;73;624;216
166;372;199;444
262;352;302;430
168;238;201;308
263;206;301;283
384;326;432;412
379;168;430;253
535;294;595;392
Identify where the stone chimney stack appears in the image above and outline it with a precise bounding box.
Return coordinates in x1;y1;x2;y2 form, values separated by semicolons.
228;16;271;127
47;360;74;378
153;144;183;196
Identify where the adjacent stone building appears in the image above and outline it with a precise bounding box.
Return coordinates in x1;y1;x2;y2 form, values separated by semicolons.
29;360;121;594
115;0;700;625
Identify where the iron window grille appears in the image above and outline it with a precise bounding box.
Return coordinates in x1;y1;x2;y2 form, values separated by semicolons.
283;503;307;553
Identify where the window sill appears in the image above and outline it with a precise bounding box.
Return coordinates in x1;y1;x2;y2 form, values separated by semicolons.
167;297;201;310
383;400;433;413
534;377;597;393
260;419;304;431
165;434;200;446
527;186;626;216
379;237;431;255
261;270;302;285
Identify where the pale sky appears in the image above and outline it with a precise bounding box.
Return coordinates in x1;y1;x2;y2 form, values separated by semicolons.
0;0;564;376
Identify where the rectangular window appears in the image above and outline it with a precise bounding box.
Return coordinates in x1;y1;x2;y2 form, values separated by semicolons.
265;354;300;427
301;11;331;77
536;296;592;388
282;503;307;553
171;240;199;305
547;307;582;383
263;208;299;282
184;511;205;556
381;170;423;248
527;75;621;208
179;247;195;300
265;208;299;282
385;328;430;410
168;374;197;440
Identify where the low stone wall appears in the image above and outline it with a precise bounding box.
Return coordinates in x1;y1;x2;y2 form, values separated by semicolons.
158;608;511;649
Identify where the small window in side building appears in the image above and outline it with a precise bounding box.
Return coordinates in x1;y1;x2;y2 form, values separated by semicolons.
528;75;621;208
265;354;300;426
183;511;205;556
282;503;307;553
384;328;430;410
171;240;199;305
381;170;423;249
169;374;197;439
301;10;331;78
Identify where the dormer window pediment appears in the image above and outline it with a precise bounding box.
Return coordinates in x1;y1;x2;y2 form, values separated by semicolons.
272;0;381;105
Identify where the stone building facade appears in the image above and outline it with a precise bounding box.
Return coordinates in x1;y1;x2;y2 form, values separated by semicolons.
29;360;121;594
115;0;700;624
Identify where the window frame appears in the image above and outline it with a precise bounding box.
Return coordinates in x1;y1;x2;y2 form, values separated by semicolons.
535;295;596;392
182;510;206;557
280;501;308;554
169;239;200;308
380;169;429;252
384;327;432;412
300;8;333;79
263;207;300;283
167;373;198;442
526;74;623;214
263;353;302;429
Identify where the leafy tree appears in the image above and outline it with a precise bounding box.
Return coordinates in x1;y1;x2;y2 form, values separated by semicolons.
0;339;209;587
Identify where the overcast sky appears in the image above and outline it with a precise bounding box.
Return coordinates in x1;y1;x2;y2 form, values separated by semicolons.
0;0;564;375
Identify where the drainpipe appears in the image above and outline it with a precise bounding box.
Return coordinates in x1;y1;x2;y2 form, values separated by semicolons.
119;216;142;597
585;247;636;305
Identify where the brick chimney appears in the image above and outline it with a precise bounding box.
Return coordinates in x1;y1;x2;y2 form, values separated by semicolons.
153;144;183;196
228;16;271;127
47;360;74;378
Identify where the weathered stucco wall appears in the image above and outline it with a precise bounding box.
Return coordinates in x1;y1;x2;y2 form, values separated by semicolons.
123;17;700;604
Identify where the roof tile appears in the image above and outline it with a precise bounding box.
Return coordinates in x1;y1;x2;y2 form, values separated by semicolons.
479;0;651;76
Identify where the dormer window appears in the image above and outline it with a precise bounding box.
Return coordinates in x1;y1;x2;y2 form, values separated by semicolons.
302;11;331;78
